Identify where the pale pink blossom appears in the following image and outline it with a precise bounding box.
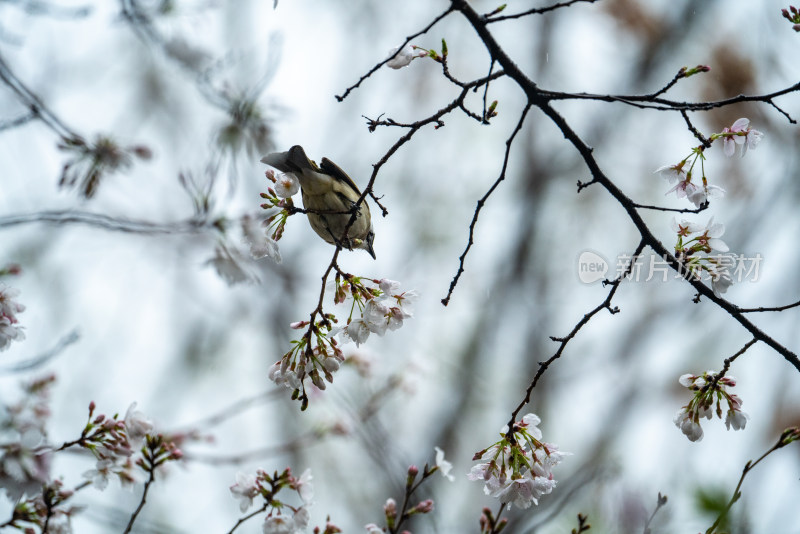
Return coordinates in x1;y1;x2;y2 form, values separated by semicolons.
520;413;544;440
711;266;734;297
230;471;259;512
268;362;302;390
414;499;434;513
378;279;401;293
0;283;25;351
678;374;696;387
263;514;298;534
293;507;310;530
722;118;764;157
725;408;749;430
274;172;300;198
83;458;115;491
206;247;259;285
124;402;153;447
434;447;455;481
242;215;282;263
291;468;314;505
687;184;725;209
654;161;688;184
674;410;703;442
386;44;418;69
467;462;495;483
345;319;371;346
699;217;729;252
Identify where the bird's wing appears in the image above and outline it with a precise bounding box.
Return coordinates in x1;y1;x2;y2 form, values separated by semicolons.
320;157;362;195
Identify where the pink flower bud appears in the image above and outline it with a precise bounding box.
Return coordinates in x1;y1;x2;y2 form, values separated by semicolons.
414;499;434;513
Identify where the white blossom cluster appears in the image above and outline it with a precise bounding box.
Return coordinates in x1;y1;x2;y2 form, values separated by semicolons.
230;468;314;534
468;414;568;509
655;117;763;208
674;371;748;442
334;279;418;347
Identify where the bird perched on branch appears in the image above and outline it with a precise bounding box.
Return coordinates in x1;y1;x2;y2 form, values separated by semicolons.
261;145;376;259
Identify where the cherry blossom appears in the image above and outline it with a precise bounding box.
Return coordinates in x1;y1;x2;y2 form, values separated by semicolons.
469;413;567;509
230;471;259;512
386;44;423;69
674;410;704;442
290;468;314;505
124;402;154;447
674;371;748;441
434;447;455;481
0;283;25;351
721;118;764;157
274;172;300;198
263;514;298;534
242;215;282;263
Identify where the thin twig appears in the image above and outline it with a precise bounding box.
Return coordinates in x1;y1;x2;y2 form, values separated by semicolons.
441;102;532;306
335;6;456;101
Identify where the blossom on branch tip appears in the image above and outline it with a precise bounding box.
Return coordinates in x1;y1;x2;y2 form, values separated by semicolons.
674;371;748;441
469;413;567;509
656;159;724;208
721;118;764;157
386;44;424;69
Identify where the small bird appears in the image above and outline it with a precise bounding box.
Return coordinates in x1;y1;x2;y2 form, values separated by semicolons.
261;146;376;259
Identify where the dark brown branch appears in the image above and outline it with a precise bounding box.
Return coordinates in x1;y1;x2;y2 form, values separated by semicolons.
122;466;156;534
738;299;800;313
541;83;800;120
680;109;712;148
453;0;800;381
632;201;709;214
709;338;757;388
